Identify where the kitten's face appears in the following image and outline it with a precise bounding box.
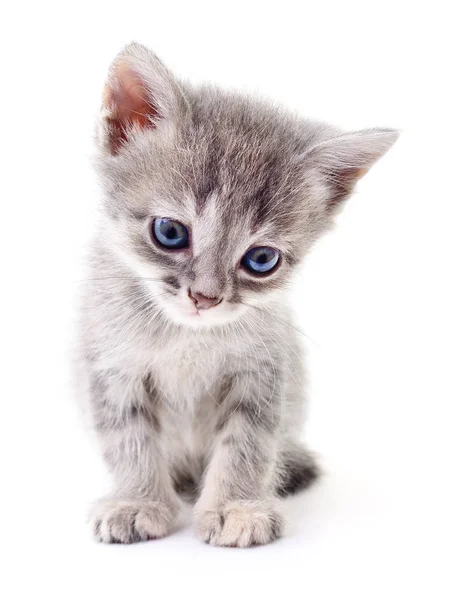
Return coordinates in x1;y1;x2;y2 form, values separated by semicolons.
105;138;308;329
96;43;398;329
120;212;288;328
110;198;299;329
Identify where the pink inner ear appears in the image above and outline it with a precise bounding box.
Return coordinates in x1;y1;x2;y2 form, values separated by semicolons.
103;63;158;154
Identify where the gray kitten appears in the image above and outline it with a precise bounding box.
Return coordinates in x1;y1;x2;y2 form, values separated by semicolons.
75;43;398;547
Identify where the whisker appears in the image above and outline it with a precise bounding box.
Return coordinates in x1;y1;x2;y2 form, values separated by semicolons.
76;276;166;283
239;301;320;348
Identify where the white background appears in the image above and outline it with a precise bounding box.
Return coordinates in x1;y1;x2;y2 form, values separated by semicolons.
2;1;451;598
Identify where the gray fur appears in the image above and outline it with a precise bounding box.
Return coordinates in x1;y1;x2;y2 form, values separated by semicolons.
75;43;398;547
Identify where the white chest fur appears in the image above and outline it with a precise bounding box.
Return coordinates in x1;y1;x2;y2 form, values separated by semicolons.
150;335;226;411
148;335;229;467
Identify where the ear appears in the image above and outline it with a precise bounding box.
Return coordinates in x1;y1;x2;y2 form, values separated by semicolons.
99;43;188;155
304;128;399;210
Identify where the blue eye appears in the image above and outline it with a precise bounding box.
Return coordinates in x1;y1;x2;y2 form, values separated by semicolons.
152;218;189;249
242;247;280;275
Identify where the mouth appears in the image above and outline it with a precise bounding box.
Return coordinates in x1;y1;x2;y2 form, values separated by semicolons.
171;298;232;328
150;285;244;329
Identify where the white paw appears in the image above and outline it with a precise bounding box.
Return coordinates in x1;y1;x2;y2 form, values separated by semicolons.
195;499;285;547
90;498;178;543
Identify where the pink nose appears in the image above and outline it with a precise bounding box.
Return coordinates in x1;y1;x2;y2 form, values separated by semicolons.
188;289;222;310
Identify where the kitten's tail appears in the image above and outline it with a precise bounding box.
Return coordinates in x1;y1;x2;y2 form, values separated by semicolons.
276;443;321;497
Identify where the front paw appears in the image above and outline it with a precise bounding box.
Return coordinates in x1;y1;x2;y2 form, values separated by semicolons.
90;498;178;543
194;499;284;547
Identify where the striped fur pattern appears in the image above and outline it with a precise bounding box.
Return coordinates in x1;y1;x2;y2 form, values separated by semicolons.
75;43;398;547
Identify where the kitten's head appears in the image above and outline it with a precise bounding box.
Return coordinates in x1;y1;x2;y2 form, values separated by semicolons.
95;43;398;329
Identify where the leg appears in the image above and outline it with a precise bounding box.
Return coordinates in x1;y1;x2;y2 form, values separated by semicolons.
194;371;285;547
276;440;320;497
88;370;180;543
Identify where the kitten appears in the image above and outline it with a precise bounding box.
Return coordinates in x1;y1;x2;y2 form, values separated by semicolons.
75;43;398;547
